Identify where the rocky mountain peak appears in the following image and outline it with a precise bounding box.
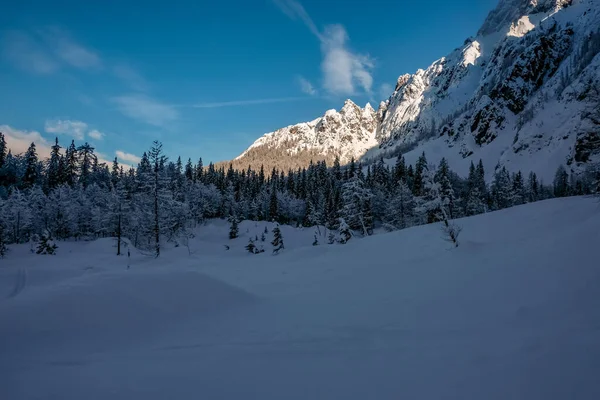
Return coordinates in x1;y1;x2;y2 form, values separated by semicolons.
478;0;572;36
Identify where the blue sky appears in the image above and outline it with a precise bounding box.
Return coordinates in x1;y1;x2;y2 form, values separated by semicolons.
0;0;498;165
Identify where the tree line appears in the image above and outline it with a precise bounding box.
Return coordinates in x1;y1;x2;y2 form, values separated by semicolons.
0;132;598;257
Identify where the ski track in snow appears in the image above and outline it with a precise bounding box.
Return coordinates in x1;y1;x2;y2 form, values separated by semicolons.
6;267;27;299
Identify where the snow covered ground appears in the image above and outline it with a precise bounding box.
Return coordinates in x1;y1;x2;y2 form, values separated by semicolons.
1;196;600;400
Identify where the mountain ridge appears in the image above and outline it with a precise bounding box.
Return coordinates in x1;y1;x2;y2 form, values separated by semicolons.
230;0;599;181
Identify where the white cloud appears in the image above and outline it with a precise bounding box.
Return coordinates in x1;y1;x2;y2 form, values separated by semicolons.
44;119;88;140
379;83;394;101
272;1;374;96
191;97;309;108
297;76;317;95
112;95;178;127
320;25;373;96
113;64;149;91
116;150;141;165
88;129;105;140
2;31;59;74
0;124;52;158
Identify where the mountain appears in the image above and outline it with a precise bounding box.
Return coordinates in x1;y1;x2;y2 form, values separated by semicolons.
233;0;600;181
223;100;379;172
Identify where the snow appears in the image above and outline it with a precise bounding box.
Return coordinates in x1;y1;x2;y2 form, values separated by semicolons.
2;197;600;399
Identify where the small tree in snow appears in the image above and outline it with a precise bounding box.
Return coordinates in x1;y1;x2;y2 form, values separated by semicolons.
271;225;284;254
327;230;336;244
260;232;266;242
245;238;257;254
313;234;319;246
36;231;58;255
418;170;462;248
228;215;239;239
338;217;352;244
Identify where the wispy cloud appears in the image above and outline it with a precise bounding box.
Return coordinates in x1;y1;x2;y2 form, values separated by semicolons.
88;129;105;140
115;150;141;164
2;31;59;74
0;124;52;158
297;76;317;95
2;28;101;74
113;64;149;92
112;94;178;127
190;97;311;109
272;0;323;39
43;27;102;69
44;119;88;140
272;0;374;96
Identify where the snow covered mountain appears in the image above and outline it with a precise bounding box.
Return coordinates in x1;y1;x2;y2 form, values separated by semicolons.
231;100;378;171
234;0;600;181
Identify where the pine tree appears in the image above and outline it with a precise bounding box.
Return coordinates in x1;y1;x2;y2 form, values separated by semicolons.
63;140;78;186
0;132;6;171
185;158;194;181
0;225;7;258
313;234;319;246
413;152;428;196
245;238;257;254
491;167;514;210
512;171;526;205
228;215;239;239
386;181;415;229
417;170;462;247
271;225;284;254
111;157;120;188
36;230;58;255
77;143;96;188
553;165;570;197
47;138;63;190
338;217;352;244
327;230;336;244
22;143;39;189
528;172;539;202
148;141;167;257
394;154;407;183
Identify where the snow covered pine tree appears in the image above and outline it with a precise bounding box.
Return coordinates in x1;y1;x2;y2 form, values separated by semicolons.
271;225;284;254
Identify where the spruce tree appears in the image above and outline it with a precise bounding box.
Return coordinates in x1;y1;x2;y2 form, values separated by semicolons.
47;138;62;190
0;225;7;258
36;231;58;255
394;154;407;183
78;143;96;188
229;215;239;239
63;140;78;186
22;143;39;189
386;181;415;229
553;165;570;197
245;238;257;254
271;225;284;254
338;218;352;244
0;132;6;171
111;157;120;188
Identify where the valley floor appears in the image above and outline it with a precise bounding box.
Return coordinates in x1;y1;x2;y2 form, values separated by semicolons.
1;197;600;399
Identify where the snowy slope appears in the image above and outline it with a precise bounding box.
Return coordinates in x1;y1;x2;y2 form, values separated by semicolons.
368;0;600;181
1;196;600;399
